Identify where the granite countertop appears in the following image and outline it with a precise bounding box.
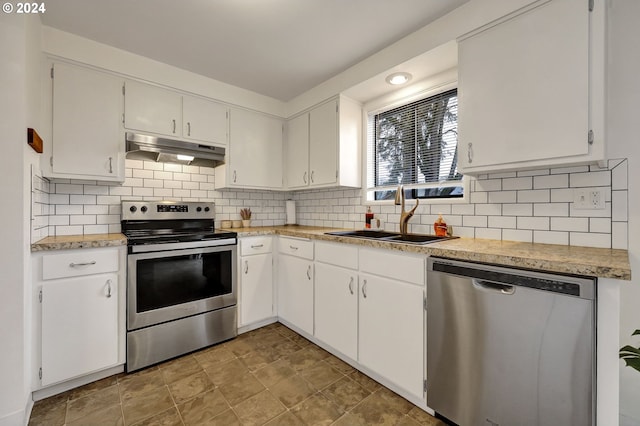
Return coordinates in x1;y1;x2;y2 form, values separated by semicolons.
31;226;631;280
231;225;632;280
31;233;127;252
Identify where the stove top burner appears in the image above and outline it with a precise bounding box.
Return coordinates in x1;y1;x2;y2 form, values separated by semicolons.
121;200;236;246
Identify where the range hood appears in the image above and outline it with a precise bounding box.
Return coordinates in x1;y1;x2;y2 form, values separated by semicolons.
125;132;225;167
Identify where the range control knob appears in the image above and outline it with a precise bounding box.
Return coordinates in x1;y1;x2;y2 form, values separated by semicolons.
196;207;202;212
129;206;137;213
204;207;210;212
140;206;148;213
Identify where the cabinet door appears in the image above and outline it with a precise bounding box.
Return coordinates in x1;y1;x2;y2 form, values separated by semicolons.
124;80;182;136
229;108;283;189
458;0;589;171
239;253;273;326
51;62;123;180
41;273;118;386
183;96;228;146
315;263;357;359
358;274;424;398
309;100;338;186
285;113;310;189
277;255;313;335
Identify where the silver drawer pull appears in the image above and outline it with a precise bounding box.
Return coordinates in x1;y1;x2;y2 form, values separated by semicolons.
244;260;249;274
106;279;112;298
306;265;312;280
348;277;354;295
251;244;264;249
362;279;367;298
69;261;96;267
289;245;299;250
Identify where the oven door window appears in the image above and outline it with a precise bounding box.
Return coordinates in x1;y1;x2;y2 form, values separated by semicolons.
136;250;232;312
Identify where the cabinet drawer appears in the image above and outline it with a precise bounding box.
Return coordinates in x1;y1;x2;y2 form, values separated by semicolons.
359;248;424;285
316;241;358;270
240;236;272;256
278;237;313;260
42;249;119;280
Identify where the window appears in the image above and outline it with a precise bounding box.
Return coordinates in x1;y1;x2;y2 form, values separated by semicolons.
366;88;463;201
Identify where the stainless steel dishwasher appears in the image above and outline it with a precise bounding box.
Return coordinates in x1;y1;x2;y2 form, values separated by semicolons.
426;257;596;426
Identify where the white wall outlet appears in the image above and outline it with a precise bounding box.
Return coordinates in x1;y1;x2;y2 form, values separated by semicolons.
573;189;606;210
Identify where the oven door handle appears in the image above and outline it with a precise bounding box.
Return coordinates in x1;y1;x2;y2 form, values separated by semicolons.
130;238;237;253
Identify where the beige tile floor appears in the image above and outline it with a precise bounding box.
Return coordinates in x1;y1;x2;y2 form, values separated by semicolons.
29;323;446;425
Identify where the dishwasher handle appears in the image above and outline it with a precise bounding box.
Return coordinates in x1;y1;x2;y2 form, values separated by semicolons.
473;279;515;295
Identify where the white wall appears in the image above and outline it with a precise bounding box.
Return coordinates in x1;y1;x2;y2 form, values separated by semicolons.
607;0;640;424
0;12;41;426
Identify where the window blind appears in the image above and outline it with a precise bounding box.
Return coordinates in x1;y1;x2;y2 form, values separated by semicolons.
367;89;461;200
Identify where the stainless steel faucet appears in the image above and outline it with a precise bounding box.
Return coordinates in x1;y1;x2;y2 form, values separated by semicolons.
394;185;419;234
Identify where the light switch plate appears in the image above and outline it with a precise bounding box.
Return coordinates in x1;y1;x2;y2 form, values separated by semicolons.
573;189;606;209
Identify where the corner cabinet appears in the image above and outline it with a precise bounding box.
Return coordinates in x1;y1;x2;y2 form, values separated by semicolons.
285;96;362;190
124;80;228;147
215;108;284;190
457;0;605;174
32;247;125;388
47;62;125;182
238;236;275;329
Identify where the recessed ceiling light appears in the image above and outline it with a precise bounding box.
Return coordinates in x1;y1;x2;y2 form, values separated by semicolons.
385;72;412;85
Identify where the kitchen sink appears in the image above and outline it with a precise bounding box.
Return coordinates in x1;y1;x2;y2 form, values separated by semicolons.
324;230;457;245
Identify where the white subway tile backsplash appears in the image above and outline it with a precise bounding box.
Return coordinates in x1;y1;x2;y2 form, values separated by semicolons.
533;174;568;189
38;158;626;249
502;177;532;190
475;228;502;240
517;190;550;203
516;216;549;230
550;217;589;232
570;232;611;248
533;231;569;245
590;218;611;233
533;203;569;217
570;171;611;187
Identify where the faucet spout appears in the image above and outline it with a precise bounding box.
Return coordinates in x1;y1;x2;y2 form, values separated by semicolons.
396;185;418;234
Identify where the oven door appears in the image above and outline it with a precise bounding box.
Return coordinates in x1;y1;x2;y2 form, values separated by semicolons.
127;244;237;331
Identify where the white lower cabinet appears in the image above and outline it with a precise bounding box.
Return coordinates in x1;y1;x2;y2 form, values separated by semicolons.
238;237;274;327
41;273;119;386
277;238;314;335
34;247;124;388
314;262;358;360
358;273;425;399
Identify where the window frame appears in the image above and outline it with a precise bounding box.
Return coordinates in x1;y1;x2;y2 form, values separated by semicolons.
363;81;469;206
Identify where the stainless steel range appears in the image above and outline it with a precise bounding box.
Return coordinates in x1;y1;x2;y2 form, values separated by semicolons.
122;200;237;372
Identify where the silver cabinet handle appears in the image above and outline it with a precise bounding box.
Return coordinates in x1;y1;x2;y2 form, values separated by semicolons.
289;245;299;251
69;261;96;267
467;142;473;164
172;119;176;134
303;171;307;184
244;260;249;274
233;170;237;183
108;157;113;173
311;170;315;183
362;279;367;298
251;244;264;249
106;279;112;298
187;122;191;136
306;265;312;280
348;277;354;295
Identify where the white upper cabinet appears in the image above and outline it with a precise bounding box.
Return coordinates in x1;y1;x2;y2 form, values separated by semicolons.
124;80;228;147
215;108;283;190
458;0;604;174
285;113;310;189
124;80;182;137
49;62;124;182
182;96;228;146
285;95;362;190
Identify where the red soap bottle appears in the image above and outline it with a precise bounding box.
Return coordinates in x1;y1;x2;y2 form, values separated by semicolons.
365;206;374;229
434;213;447;237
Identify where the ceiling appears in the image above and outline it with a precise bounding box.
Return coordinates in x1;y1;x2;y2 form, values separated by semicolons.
41;0;468;101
